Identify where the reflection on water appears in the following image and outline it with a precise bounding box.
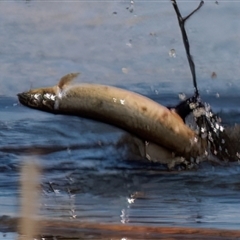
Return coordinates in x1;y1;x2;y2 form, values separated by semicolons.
1;0;240;239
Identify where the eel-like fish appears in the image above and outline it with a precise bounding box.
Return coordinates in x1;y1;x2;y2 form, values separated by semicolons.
18;73;203;161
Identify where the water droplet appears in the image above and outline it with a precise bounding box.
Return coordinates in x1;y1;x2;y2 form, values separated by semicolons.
126;41;132;48
120;209;129;224
67;147;71;155
120;99;125;105
149;32;156;36
169;48;176;58
126;0;134;13
127;197;135;204
34;93;41;100
122;68;129;74
178;93;186;100
211;71;217;79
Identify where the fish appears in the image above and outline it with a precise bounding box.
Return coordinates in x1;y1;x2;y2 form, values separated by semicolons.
18;73;204;165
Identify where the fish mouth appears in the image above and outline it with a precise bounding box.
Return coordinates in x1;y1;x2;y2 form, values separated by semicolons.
18;92;31;107
17;91;56;112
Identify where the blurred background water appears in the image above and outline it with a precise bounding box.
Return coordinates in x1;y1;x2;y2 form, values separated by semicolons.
0;0;240;239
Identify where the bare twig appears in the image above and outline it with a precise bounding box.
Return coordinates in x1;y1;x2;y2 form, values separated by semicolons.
170;1;239;162
171;0;204;96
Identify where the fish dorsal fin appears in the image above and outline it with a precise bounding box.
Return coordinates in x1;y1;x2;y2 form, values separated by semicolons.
58;72;80;90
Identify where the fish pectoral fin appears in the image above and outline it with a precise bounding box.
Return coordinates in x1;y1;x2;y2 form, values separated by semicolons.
58;72;80;90
144;141;174;160
144;141;187;169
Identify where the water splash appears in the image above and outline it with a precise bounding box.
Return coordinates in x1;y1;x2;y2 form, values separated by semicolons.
191;97;240;163
126;0;134;13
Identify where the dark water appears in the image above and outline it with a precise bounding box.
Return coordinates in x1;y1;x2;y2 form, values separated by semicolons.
1;1;240;239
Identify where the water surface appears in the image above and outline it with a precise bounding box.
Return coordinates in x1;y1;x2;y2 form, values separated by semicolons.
0;1;240;239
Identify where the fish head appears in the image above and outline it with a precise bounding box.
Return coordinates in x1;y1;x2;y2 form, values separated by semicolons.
18;87;57;112
17;73;79;112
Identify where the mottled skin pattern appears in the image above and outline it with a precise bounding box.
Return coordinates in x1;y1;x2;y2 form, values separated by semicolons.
18;73;204;163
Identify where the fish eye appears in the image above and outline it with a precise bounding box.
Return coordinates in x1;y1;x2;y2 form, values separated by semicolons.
28;94;43;107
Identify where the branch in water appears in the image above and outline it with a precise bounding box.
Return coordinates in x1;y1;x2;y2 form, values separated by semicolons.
170;1;240;162
171;0;204;96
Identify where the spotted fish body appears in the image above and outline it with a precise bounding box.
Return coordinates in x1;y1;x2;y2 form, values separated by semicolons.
18;73;202;159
